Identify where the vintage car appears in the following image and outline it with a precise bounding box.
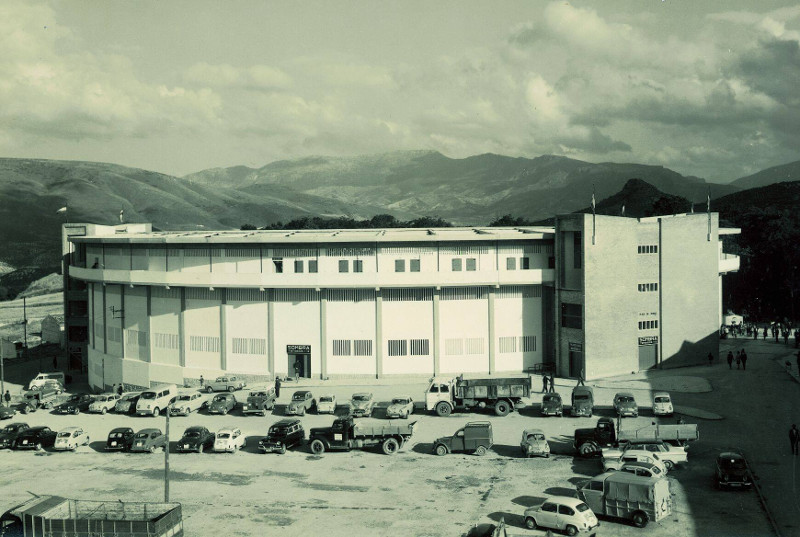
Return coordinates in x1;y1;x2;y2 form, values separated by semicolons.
349;393;375;418
523;496;600;536
603;441;685;470
130;428;168;453
0;404;16;420
206;376;246;393
385;396;414;419
258;418;305;454
613;392;639;418
241;387;276;416
715;451;752;489
521;428;550;458
213;427;246;453
434;422;493;456
0;422;29;449
207;393;237;415
540;393;564;417
88;393;120;414
53;426;90;451
55;394;95;415
114;392;142;414
14;426;57;450
316;394;337;415
603;450;668;474
170;392;207;416
21;385;61;412
651;392;674;417
176;426;214;453
286;391;316;416
619;461;666;478
105;427;135;451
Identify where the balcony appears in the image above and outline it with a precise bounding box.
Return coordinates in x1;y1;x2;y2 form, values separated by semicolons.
719;253;740;273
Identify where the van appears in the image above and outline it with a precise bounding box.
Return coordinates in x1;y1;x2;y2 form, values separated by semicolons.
433;421;493;456
571;386;594;417
651;392;673;416
135;384;177;417
27;372;65;391
577;471;671;528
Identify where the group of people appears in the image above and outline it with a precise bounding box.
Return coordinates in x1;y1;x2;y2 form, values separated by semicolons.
725;349;749;370
723;320;799;348
110;384;124;396
540;373;556;393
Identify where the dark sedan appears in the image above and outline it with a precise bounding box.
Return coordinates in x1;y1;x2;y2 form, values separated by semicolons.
0;404;16;420
130;428;167;453
14;426;57;450
540;393;563;417
176;426;214;453
55;394;95;415
716;451;752;489
0;422;29;449
207;394;236;415
105;427;135;451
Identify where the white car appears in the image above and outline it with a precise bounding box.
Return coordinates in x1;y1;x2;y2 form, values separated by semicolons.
603;451;668;474
53;427;90;451
316;394;337;414
206;376;246;393
603;441;687;470
170;392;208;416
385;396;414;419
619;461;666;478
88;393;120;414
213;427;246;453
651;392;674;416
523;496;599;536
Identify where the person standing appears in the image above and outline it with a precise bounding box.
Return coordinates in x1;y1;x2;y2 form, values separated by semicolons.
548;374;556;393
52;355;58;369
726;351;734;369
708;352;714;366
740;349;748;371
735;351;741;369
111;384;117;395
577;368;586;386
3;390;10;405
763;326;768;340
294;361;301;382
784;330;790;346
274;376;281;399
790;424;799;456
199;375;204;388
753;325;758;340
541;374;548;393
795;329;800;348
117;384;123;396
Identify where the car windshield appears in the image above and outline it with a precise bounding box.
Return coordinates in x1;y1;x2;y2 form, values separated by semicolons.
135;432;150;438
57;432;72;438
140;392;156;399
109;432;124;438
178;395;192;401
217;433;231;439
2;426;17;433
574;395;589;400
352;395;370;402
391;398;409;405
529;434;545;441
721;458;746;469
543;395;559;402
320;397;334;403
96;396;108;402
575;503;590;513
292;393;306;401
67;395;82;402
213;395;227;402
269;426;288;434
250;392;267;397
654;396;670;403
617;396;634;403
184;431;200;437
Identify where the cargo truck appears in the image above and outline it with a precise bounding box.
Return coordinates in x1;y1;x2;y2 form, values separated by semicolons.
425;375;531;417
577;471;671;528
0;495;182;537
574;417;699;457
308;417;417;455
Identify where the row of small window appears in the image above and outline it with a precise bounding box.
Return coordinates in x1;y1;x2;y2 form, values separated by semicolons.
637;283;658;292
332;339;375;356
272;259;319;273
638;245;658;254
638;320;659;330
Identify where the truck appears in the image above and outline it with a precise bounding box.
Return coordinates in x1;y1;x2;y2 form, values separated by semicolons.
425;375;531;417
574;417;699;457
0;495;183;537
577;471;672;528
308;417;417;455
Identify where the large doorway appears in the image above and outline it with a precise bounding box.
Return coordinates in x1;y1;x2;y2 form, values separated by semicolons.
638;344;657;370
288;354;311;379
569;350;583;378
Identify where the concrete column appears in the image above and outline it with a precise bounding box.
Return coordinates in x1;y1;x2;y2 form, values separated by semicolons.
267;291;275;377
219;288;227;371
433;287;440;376
319;290;327;380
102;284;107;355
144;286;151;363
178;288;186;368
488;286;496;375
120;284;125;359
375;289;383;379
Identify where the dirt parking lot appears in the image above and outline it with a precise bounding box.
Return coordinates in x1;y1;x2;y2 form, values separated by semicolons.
0;383;770;537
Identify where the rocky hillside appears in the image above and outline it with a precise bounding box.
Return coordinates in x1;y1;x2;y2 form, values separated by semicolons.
730;159;800;190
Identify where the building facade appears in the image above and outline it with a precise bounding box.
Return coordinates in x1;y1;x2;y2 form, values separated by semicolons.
62;214;739;390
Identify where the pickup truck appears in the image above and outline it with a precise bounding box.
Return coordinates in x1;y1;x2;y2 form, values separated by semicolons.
308;417;417;455
574;417;698;457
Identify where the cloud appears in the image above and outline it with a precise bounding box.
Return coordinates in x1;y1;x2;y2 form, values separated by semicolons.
184;62;292;90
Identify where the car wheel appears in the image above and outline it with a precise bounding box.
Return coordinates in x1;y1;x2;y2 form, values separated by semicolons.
227;386;234;392
494;400;510;417
664;460;675;471
632;510;649;528
206;386;213;393
198;444;204;454
524;517;537;530
101;408;107;415
73;408;80;415
278;443;286;455
310;439;325;455
222;408;228;415
566;525;578;536
475;445;487;456
435;402;452;417
545;453;550;458
382;438;400;455
434;444;448;456
85;437;90;445
149;445;156;454
300;407;305;416
35;442;43;451
402;411;409;419
579;442;599;457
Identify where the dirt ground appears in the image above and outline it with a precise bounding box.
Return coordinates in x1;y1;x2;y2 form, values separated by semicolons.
0;291;63;346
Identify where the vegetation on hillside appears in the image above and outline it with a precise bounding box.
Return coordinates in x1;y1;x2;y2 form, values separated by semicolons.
243;214;454;230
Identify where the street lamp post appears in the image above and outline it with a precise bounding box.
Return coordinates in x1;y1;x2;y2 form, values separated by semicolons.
164;409;170;502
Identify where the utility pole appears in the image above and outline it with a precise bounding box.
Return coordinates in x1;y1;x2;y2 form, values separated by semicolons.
164;409;170;501
1;342;5;404
23;297;31;369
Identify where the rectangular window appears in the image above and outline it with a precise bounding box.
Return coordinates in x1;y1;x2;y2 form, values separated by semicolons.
561;303;582;329
388;339;408;357
395;259;406;272
232;337;248;354
249;338;266;354
465;337;485;354
466;258;477;271
519;335;537;352
294;260;304;273
506;257;516;270
154;333;179;350
353;339;373;356
521;257;530;270
272;258;283;273
499;336;517;353
452;258;462;271
410;259;420;272
638;245;658;254
308;260;318;273
548;256;555;269
338;260;349;273
638;283;659;292
573;232;582;269
445;338;464;355
332;339;351;356
353;260;363;273
638;320;659;330
410;339;429;356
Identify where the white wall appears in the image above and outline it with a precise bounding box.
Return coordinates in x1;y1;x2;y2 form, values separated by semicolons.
439;289;489;374
272;291;321;376
150;287;180;366
123;286;149;362
494;291;543;372
225;294;269;375
184;288;221;370
381;297;434;375
105;285;123;358
326;293;377;376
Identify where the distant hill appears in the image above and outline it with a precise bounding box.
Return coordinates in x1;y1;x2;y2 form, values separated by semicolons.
713;180;800;220
731;160;800;190
19;272;63;298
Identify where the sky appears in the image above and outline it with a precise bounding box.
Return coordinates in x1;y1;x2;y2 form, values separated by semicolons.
1;0;799;182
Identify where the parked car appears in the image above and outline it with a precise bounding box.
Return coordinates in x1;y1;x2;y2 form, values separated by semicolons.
434;421;493;456
206;376;246;393
105;427;135;451
520;428;550;458
523;496;600;536
55;394;95;415
114;392;141;414
715;451;752;489
385;396;414;419
53;426;90;451
0;422;29;449
541;393;564;417
170;392;207;416
603;451;668;474
213;427;246;453
0;405;16;420
613;392;639;417
130;428;168;453
570;386;594;417
619;461;666;478
207;393;237;415
349;393;375;418
603;441;687;470
241;386;276;416
316;394;337;415
14;426;57;450
27;372;66;391
258;418;305;454
88;393;120;414
286;391;316;416
176;426;214;453
651;392;674;417
135;385;177;417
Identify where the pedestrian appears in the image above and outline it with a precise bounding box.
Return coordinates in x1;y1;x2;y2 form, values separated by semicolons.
548;374;556;393
708;352;714;366
112;383;117;394
790;424;799;456
731;323;737;339
740;349;747;370
763;327;768;340
52;355;58;369
3;390;10;405
796;351;800;375
541;374;548;393
753;325;758;340
784;330;790;346
726;351;734;369
274;376;281;398
199;375;204;388
577;368;586;386
294;362;300;382
735;351;741;369
795;329;800;348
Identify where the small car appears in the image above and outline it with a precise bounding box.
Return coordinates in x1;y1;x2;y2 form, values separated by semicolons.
213;427;246;453
176;426;214;453
286;391;316;416
130;428;168;453
258;418;305;454
603;450;668;474
603;441;686;470
521;428;550;458
349;392;375;418
619;461;666;478
570;386;594;417
88;393;120;414
541;393;564;417
14;426;57;450
55;393;95;415
206;376;246;393
715;451;752;489
241;387;276;416
434;422;493;456
385;396;414;419
114;392;142;414
53;426;90;451
207;393;237;415
0;422;29;449
170;392;207;416
105;427;135;451
0;404;16;420
613;392;639;417
651;392;674;417
316;394;337;415
523;496;600;536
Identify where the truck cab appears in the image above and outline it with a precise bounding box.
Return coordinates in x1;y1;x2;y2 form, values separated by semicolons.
425;377;453;414
434;421;493;456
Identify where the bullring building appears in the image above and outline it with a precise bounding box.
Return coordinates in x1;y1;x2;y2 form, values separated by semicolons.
61;213;740;390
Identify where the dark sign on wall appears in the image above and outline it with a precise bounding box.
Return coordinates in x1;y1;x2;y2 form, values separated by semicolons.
287;344;311;354
568;342;583;352
638;336;659;346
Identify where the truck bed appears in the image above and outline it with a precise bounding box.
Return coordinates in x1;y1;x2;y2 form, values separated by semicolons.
617;424;699;443
352;421;417;437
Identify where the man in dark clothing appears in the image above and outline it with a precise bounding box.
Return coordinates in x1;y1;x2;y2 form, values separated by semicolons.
541;375;548;393
763;327;768;340
726;351;734;369
275;376;281;398
3;390;10;405
577;368;586;386
548;374;555;393
117;384;123;396
708;352;714;366
740;350;747;370
790;424;799;455
199;375;204;388
52;355;58;369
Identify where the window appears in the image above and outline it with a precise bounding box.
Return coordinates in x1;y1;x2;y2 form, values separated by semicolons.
388;339;407;356
541;503;557;513
338;260;349;273
410;259;420;272
520;335;536;352
445;338;464;355
638;245;658;254
308;260;318;273
558;505;575;516
506;257;516;270
499;336;517;353
294;260;304;273
272;258;283;273
573;232;582;269
410;339;429;355
548;256;555;269
638;320;659;330
465;338;485;354
395;259;406;272
452;258;462;271
353;339;372;356
332;339;351;356
561;303;582;329
466;258;477;271
353;260;363;273
638;283;658;292
588;480;604;491
521;257;530;270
